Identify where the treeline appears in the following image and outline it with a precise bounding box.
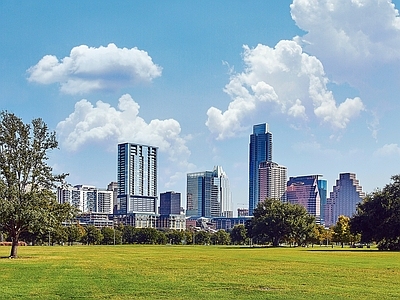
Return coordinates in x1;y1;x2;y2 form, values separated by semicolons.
0;225;236;246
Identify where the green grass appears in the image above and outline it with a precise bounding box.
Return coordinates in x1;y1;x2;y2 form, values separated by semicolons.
0;245;399;299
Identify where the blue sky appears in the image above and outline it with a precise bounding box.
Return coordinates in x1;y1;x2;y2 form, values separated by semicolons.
1;0;400;213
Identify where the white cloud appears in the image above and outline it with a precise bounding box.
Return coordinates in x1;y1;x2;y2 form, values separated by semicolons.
56;94;193;187
27;43;162;94
290;0;400;83
206;40;364;139
374;143;400;156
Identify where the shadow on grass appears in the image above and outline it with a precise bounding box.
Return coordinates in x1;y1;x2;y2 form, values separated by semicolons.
306;248;379;252
220;245;286;250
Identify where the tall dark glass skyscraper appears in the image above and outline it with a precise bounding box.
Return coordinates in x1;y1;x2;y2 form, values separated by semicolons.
249;123;272;215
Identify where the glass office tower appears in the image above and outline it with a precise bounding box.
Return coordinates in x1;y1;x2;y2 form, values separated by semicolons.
186;166;232;218
248;123;272;215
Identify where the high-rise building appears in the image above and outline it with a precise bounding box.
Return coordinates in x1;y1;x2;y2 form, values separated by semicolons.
318;179;328;226
160;191;181;215
258;161;287;203
57;184;113;214
325;173;365;227
249;123;273;215
286;175;321;223
186;166;232;218
117;143;158;214
107;181;118;213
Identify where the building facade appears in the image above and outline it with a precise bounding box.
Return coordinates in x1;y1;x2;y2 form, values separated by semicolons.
237;208;249;217
186;166;232;218
286;175;321;223
57;184;113;214
160;191;181;215
107;181;118;213
117;143;158;214
258;161;287;203
249;123;273;215
325;173;365;227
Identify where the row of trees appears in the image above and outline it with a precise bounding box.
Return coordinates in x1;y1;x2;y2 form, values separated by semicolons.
3;225;234;246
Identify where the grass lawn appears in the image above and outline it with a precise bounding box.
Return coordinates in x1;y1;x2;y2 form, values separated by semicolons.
0;245;399;299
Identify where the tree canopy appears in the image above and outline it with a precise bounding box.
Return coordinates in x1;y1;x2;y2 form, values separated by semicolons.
0;112;75;257
351;175;400;250
247;198;316;246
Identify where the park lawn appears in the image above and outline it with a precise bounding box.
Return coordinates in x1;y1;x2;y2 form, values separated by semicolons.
0;245;399;299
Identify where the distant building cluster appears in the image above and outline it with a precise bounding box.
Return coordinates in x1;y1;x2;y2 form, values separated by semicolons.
57;123;365;230
248;123;365;227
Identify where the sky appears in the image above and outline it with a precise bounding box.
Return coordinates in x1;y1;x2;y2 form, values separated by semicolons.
1;0;400;214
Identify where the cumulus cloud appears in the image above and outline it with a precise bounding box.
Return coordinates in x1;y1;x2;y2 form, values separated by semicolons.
374;143;400;156
56;94;192;186
27;43;162;94
206;40;364;139
290;0;400;82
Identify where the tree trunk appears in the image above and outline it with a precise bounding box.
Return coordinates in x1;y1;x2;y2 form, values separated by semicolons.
10;235;19;258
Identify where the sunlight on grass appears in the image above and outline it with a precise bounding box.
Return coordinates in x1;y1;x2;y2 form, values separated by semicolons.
0;245;399;299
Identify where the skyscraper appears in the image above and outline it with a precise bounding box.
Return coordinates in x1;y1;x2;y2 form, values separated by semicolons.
318;179;328;226
249;123;273;215
325;173;365;227
117;143;158;214
258;161;287;203
186;166;232;218
286;175;321;222
160;191;181;215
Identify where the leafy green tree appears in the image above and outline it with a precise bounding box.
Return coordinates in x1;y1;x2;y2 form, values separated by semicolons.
332;215;352;247
101;227;116;245
248;198;315;246
194;231;211;245
287;204;316;246
230;225;248;245
136;228;161;244
166;230;185;245
351;175;400;250
82;225;103;245
211;230;231;245
66;224;84;245
183;230;194;245
156;231;167;245
122;225;136;244
50;226;68;245
0;112;76;257
308;224;326;247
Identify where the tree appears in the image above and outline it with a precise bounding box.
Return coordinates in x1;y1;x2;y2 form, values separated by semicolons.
66;224;84;245
0;112;75;258
230;225;248;245
248;198;316;246
101;227;116;245
82;225;103;245
122;225;136;244
308;224;327;247
351;175;400;250
332;215;351;247
194;231;211;245
286;204;316;246
166;230;185;245
211;230;231;245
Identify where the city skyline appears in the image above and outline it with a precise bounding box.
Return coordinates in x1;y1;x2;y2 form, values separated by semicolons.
2;1;400;212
